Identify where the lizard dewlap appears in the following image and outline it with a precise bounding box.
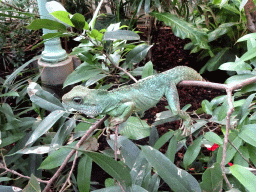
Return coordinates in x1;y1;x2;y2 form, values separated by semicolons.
62;66;204;135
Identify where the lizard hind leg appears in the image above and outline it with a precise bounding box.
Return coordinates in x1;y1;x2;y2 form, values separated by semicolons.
165;83;192;136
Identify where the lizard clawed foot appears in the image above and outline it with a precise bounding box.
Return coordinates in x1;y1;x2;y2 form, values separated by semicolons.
179;119;193;136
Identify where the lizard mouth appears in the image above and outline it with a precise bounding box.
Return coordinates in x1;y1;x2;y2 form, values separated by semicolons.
62;102;103;116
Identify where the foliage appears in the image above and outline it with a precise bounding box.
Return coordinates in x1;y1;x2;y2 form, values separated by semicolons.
151;0;248;74
0;0;41;68
2;0;256;191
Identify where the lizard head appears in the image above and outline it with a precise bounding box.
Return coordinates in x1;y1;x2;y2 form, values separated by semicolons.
62;85;108;116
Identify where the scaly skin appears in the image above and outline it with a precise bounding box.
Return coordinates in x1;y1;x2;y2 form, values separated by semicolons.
62;66;204;135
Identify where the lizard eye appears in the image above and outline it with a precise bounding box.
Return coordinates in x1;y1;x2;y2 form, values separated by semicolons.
72;97;83;104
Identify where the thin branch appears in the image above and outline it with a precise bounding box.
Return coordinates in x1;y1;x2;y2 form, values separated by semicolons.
104;52;138;83
180;77;256;190
228;139;255;168
43;115;109;192
60;151;79;192
0;163;48;184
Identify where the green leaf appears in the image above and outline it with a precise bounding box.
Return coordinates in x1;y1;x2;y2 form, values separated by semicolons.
50;11;74;27
141;146;201;192
237;33;256;43
0;177;12;182
0;132;26;148
217;99;228;121
240;47;256;62
27;82;64;111
23;174;41;192
165;136;177;163
248;144;256;166
201;100;213;115
39;141;78;169
107;136;140;169
237;93;255;121
183;136;203;169
63;64;102;87
150;12;209;50
126;44;153;65
90;29;103;41
0;92;19;98
219;61;252;71
71;13;85;29
142;61;154;79
25;110;65;146
234;146;249;167
229;165;256;192
200;163;223;192
225;74;255;84
208;22;237;42
153;131;174;150
85;74;107;87
204;132;223;145
85;152;132;186
119;116;150;140
77;155;92;192
217;134;243;165
103;30;140;41
239;124;256;147
202;48;230;72
4;57;39;86
26;19;66;31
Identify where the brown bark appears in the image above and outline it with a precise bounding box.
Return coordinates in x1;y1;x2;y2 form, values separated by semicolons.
244;0;256;32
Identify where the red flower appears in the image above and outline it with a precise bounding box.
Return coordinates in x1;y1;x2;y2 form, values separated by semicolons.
207;143;219;151
228;162;233;166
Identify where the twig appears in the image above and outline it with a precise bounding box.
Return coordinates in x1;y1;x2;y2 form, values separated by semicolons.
104;52;138;83
0;163;48;184
179;77;256;190
59;151;79;191
228;139;255;168
43;115;109;192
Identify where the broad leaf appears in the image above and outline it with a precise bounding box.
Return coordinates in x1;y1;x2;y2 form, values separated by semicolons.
126;44;153;66
150;12;209;50
85;151;132;186
23;174;41;192
25;110;65;146
63;64;102;87
103;30;140;41
183;136;203;169
229;165;256;192
119;116;151;140
107;136;140;169
219;61;252;71
204;132;223;145
142;61;154;79
26;19;66;31
141;146;201;192
200;163;223;192
71;13;85;29
39;141;79;169
50;11;74;27
77;155;92;192
153;130;174;150
27;82;64;111
239;124;256;147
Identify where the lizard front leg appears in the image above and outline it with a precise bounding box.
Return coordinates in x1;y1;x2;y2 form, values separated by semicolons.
165;83;192;136
108;102;136;126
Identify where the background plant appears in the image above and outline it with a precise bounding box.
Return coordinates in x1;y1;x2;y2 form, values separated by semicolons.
2;0;256;191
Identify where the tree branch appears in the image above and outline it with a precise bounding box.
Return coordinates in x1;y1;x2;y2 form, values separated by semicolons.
43;115;109;192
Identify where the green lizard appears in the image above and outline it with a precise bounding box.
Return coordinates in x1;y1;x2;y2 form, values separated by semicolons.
62;66;204;135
